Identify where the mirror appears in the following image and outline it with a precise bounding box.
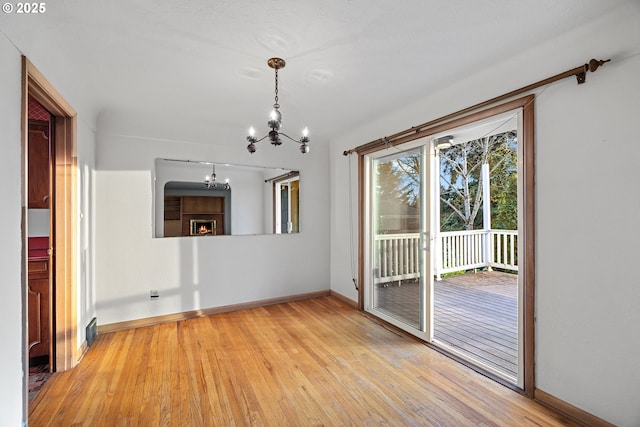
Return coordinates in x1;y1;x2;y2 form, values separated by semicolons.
154;158;300;237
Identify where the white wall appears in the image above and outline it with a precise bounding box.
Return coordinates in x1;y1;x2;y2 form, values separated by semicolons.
94;120;330;326
78;120;97;348
329;3;640;426
0;32;28;427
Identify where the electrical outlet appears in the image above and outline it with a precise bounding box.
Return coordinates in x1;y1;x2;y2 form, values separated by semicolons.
150;290;159;299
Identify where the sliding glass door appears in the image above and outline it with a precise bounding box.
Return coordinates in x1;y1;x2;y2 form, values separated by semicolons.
365;143;432;339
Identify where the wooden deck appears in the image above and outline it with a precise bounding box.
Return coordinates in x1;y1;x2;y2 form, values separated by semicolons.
374;270;518;380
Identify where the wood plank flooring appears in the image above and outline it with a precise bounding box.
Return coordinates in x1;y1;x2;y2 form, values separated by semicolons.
29;296;575;427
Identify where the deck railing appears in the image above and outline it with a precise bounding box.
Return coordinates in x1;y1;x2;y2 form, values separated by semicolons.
489;229;518;272
373;233;421;284
438;230;487;275
374;229;518;283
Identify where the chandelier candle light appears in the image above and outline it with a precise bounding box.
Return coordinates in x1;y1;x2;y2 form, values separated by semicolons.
246;57;310;154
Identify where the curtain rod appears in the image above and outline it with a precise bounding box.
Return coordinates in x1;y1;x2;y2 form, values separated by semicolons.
343;58;610;156
264;170;300;183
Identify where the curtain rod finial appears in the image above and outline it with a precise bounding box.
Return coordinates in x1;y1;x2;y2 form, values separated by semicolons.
588;58;611;73
577;58;611;84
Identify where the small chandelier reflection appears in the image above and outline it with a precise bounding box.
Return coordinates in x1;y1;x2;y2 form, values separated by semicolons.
204;164;230;190
246;57;310;154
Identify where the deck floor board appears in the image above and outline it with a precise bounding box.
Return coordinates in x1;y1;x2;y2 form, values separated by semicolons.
374;270;518;379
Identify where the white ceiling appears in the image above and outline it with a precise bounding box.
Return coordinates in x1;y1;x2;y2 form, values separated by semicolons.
0;0;629;143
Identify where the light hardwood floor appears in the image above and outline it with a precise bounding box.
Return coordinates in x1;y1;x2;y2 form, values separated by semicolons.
29;297;577;426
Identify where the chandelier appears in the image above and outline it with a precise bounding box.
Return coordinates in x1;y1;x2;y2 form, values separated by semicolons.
204;164;230;190
246;57;310;154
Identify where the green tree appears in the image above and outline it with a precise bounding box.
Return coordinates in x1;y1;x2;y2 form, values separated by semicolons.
374;160;408;233
373;149;423;233
440;131;517;231
489;134;518;230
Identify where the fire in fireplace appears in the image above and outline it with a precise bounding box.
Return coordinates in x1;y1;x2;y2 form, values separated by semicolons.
190;219;216;236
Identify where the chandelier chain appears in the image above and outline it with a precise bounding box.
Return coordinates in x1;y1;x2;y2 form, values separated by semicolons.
273;68;280;109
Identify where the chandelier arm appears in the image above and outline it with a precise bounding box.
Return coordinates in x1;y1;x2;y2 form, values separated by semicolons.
278;132;302;143
255;134;270;143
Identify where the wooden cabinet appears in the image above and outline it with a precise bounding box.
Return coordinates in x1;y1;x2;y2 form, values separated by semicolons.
164;196;181;220
182;196;224;213
28;120;51;209
28;259;51;361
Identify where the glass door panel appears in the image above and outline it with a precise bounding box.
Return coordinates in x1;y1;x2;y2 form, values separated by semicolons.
367;145;431;337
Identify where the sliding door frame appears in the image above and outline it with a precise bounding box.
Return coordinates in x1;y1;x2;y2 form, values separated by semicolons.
357;95;535;396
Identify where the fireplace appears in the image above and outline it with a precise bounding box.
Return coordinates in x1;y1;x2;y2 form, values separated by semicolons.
190;219;216;236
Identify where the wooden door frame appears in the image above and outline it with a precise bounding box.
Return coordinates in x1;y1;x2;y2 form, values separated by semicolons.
21;57;79;376
357;95;535;397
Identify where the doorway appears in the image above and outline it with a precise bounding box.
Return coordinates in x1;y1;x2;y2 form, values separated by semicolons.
22;57;79;414
361;96;535;394
26;99;55;401
430;111;522;386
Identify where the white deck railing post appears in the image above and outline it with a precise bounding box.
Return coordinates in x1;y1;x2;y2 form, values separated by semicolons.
481;164;493;272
